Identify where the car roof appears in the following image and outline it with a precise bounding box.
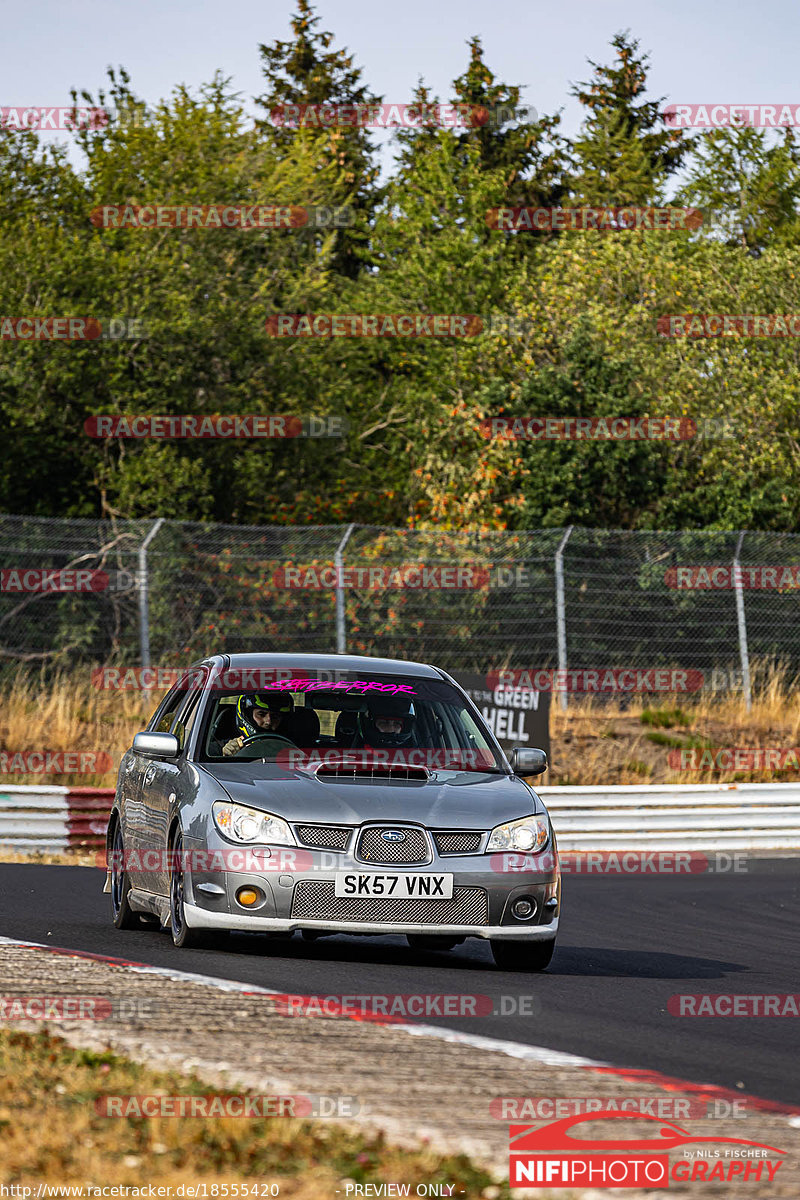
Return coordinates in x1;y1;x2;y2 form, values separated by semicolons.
202;652;443;679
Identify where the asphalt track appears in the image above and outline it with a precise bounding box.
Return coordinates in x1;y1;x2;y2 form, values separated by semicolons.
1;859;798;1106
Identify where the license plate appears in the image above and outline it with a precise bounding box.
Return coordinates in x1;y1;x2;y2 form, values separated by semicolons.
334;872;454;899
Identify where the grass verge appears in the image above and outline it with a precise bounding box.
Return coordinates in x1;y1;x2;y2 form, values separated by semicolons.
0;1027;507;1196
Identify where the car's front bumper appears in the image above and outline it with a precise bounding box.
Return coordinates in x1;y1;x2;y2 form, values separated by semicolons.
181;831;560;940
182;901;559;940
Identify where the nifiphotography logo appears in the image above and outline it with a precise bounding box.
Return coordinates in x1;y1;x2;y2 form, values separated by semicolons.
508;1110;786;1188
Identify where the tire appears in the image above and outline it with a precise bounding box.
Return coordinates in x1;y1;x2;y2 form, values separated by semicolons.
169;830;206;948
110;820;143;930
406;935;463;951
490;937;556;972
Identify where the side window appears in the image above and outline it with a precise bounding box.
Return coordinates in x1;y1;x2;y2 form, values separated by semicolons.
148;686;185;734
171;689;204;752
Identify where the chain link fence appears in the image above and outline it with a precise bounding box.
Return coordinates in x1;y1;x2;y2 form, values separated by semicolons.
3;514;800;701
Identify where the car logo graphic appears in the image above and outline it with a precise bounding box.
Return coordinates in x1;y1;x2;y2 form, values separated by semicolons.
509;1112;786;1155
381;830;406;842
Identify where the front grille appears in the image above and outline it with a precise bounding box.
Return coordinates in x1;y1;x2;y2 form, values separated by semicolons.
295;824;352;851
356;825;429;864
291;880;489;925
434;831;483;855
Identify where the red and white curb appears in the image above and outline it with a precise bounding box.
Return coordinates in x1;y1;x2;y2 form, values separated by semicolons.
1;934;798;1127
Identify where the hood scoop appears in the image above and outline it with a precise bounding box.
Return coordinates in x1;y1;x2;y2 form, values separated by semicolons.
315;760;430;784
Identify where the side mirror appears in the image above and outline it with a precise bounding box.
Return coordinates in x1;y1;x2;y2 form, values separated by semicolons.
133;731;179;758
509;746;548;776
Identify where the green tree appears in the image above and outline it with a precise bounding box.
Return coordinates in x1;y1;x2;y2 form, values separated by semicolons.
482;324;675;527
571;31;687;205
394;38;569;211
255;0;381;277
677;127;800;253
0;72;348;522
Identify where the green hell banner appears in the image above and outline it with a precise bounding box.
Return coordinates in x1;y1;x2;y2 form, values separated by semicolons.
453;673;551;766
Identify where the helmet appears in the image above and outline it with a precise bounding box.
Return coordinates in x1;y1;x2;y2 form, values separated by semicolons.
358;694;415;748
236;692;294;739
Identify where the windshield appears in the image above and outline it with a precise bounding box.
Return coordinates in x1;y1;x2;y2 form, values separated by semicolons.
197;670;506;771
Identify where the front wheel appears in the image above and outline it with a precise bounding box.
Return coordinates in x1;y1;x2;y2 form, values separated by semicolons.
110;821;142;930
490;938;556;972
169;831;206;948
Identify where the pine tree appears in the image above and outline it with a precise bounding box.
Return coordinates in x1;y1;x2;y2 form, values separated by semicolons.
571;31;687;205
254;0;381;276
393;37;569;210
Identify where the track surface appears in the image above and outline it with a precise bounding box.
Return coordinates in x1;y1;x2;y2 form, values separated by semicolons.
1;860;798;1105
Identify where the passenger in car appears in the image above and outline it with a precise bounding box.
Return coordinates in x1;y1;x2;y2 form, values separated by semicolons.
357;695;417;749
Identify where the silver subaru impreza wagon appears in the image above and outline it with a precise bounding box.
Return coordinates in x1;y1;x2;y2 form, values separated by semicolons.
106;653;560;970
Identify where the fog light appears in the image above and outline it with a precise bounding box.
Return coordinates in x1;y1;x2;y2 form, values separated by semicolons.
236;887;263;908
512;897;537;920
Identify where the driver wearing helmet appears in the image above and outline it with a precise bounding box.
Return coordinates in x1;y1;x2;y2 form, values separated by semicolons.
222;692;294;757
357;694;416;750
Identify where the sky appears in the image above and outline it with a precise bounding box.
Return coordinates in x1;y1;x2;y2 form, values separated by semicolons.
5;0;800;167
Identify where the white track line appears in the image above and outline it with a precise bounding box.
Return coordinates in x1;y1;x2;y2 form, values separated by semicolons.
0;934;598;1067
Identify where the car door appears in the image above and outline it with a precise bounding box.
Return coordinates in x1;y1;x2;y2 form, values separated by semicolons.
117;749;145;887
142;673;207;897
133;682;189;893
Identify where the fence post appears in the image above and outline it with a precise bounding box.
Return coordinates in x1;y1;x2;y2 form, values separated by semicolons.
335;523;356;654
554;526;573;712
732;530;752;711
138;518;165;670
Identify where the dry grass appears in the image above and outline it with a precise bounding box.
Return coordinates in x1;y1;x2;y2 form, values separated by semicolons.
0;668;159;787
0;1027;506;1194
549;657;800;785
1;662;800;791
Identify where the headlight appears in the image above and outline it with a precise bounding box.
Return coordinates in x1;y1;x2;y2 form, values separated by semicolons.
487;814;549;853
212;801;295;845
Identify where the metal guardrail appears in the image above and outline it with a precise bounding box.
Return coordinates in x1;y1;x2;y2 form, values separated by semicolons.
539;784;800;850
0;787;112;851
1;783;800;854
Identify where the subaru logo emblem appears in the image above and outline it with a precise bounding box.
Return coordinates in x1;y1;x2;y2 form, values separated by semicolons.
381;829;406;843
